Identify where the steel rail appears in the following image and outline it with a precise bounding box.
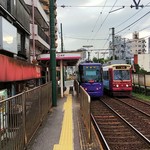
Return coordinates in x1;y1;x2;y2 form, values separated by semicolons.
91;114;111;150
115;98;150;117
102;100;150;146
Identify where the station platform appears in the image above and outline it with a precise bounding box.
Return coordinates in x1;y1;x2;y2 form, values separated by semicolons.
27;85;101;150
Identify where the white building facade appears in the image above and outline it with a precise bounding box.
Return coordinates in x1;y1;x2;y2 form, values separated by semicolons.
138;54;150;72
129;32;146;55
109;32;146;64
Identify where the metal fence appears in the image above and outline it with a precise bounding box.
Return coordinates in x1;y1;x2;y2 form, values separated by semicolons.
79;86;91;144
74;80;91;143
132;74;150;95
0;82;52;150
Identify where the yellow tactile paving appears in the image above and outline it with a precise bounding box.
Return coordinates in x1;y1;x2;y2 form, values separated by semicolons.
53;94;74;150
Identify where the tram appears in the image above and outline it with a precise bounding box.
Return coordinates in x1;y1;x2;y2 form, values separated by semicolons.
103;63;132;96
77;62;103;98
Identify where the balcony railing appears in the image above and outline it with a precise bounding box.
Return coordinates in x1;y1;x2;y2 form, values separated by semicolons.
38;25;49;45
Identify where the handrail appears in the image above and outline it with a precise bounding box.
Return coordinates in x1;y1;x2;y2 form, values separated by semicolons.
80;86;91;143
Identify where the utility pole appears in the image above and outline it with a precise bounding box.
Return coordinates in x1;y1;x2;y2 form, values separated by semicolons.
49;0;57;106
60;23;63;53
88;52;90;61
112;27;115;60
60;23;64;98
123;38;126;59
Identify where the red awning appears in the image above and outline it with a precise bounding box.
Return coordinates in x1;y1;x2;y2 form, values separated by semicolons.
0;54;41;82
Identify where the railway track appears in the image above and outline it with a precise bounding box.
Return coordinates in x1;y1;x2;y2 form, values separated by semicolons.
115;96;150;115
91;98;150;150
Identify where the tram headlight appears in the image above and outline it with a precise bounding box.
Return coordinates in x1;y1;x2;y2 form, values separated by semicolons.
96;87;100;90
114;84;119;87
126;84;129;87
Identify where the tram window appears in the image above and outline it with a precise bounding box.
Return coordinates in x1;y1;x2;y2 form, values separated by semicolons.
103;71;108;80
85;70;96;76
114;70;130;80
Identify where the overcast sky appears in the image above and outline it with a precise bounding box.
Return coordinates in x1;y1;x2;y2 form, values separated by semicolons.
56;0;150;53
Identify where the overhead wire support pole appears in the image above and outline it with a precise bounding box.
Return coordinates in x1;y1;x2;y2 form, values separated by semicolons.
60;23;64;98
112;27;115;60
60;23;63;53
49;0;57;106
131;0;142;9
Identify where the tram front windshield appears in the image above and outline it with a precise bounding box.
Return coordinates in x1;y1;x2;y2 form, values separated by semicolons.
81;66;101;83
114;70;130;80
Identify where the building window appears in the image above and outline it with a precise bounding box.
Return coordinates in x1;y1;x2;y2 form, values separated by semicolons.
7;0;11;13
17;32;26;57
17;33;21;52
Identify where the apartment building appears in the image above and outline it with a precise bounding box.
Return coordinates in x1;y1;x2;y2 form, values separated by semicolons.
109;32;146;64
129;32;146;55
0;0;42;96
24;0;50;62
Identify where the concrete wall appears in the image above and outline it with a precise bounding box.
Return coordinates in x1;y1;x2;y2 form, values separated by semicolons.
138;54;150;72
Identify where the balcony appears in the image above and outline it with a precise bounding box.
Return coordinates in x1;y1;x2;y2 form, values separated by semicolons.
30;24;49;50
24;0;49;30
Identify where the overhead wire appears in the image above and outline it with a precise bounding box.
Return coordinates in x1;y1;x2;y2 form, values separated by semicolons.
89;0;118;57
91;0;108;33
116;8;143;28
59;5;125;8
116;10;150;34
116;2;150;34
92;0;119;58
59;5;150;8
88;0;108;44
88;0;119;50
63;35;107;41
100;1;150;52
94;0;119;36
58;2;150;54
99;34;111;58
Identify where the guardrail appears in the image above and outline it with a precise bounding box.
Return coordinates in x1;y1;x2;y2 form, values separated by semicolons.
79;86;91;144
0;82;52;150
132;74;150;95
74;80;91;143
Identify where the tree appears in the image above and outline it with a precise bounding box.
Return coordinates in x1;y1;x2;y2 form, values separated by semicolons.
93;57;98;63
133;64;147;74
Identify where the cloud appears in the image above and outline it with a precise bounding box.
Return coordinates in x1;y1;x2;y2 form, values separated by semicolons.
57;0;150;52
